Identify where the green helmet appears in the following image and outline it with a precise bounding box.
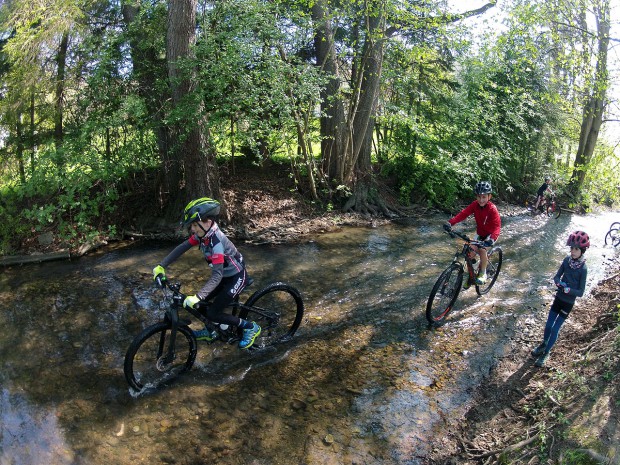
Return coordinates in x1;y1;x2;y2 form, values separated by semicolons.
181;197;221;225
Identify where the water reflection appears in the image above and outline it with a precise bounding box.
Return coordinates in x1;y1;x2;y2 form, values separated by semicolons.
0;387;73;465
0;209;617;464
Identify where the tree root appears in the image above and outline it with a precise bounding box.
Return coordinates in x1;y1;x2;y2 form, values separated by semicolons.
467;434;538;460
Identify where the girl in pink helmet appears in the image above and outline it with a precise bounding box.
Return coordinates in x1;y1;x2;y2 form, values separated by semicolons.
531;231;589;367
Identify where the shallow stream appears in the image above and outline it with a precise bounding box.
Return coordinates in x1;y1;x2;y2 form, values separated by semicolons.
1;209;618;465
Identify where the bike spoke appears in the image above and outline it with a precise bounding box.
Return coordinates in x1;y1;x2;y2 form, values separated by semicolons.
125;324;196;392
242;283;304;346
426;264;463;326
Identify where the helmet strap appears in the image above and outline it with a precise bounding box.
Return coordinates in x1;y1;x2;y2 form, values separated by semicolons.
194;216;214;238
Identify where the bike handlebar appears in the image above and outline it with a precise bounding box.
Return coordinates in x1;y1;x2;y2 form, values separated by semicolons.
155;277;185;298
445;229;486;247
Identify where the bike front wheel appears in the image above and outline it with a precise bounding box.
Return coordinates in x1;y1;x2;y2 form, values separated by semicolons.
240;282;304;346
546;202;561;219
124;322;198;392
605;228;620;247
426;263;464;327
476;246;503;295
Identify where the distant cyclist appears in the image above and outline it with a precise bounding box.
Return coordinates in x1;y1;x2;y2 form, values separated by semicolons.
533;176;554;212
444;181;502;288
152;197;261;349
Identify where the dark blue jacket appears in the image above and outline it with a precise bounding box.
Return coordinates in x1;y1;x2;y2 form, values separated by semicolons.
553;256;587;305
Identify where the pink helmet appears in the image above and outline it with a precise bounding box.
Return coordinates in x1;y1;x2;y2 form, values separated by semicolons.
566;231;590;249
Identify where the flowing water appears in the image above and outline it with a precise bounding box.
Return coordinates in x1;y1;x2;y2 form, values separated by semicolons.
1;209;618;465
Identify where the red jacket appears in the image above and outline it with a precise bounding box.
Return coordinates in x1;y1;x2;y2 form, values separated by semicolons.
449;200;501;241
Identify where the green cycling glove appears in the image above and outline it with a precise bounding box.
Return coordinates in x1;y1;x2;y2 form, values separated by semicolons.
183;295;201;309
152;265;166;281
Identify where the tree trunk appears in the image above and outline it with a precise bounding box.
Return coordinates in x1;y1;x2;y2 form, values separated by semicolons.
54;32;69;153
16;111;26;183
29;90;36;176
312;1;496;213
121;0;174;202
167;0;220;206
344;10;386;211
312;0;346;186
569;0;610;192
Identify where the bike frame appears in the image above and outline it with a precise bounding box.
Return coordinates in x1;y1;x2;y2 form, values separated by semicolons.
155;279;282;364
156;280;239;366
449;231;484;283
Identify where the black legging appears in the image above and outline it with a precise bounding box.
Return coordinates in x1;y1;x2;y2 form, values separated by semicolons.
200;268;248;327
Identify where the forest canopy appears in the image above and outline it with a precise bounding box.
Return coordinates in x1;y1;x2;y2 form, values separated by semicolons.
0;0;618;254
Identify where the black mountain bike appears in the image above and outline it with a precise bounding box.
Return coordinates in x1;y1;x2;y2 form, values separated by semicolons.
605;221;620;247
124;277;304;392
426;230;503;327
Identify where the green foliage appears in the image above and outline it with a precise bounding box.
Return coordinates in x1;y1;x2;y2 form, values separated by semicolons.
382;152;468;208
0;0;619;255
561;449;602;465
0;188;31;254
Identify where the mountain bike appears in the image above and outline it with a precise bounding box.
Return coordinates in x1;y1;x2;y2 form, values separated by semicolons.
426;230;503;327
124;277;304;393
605;222;620;247
526;194;561;219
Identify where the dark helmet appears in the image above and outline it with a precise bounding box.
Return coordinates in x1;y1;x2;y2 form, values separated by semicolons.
566;230;590;249
181;197;221;225
474;181;492;195
544;176;551;182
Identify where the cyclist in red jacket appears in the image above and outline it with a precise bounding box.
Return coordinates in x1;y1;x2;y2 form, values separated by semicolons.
443;181;502;288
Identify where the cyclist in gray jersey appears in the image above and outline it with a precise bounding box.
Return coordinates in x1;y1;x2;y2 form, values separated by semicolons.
152;197;261;349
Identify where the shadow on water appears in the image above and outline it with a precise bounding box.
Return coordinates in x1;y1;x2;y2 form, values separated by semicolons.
0;209;618;464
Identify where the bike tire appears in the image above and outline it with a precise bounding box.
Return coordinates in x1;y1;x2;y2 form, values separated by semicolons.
476;246;503;295
124;322;197;392
240;282;305;346
605;228;620;247
546;202;561;219
426;263;464;327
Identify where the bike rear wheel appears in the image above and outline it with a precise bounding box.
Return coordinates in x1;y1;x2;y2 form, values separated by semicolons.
124;322;197;392
476;246;503;295
240;282;304;346
426;263;463;327
546;202;561;219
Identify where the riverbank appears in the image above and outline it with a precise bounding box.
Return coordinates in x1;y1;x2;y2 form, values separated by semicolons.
427;253;620;464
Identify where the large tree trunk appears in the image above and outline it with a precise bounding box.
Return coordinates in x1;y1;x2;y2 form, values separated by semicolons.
312;1;496;213
121;0;174;201
54;32;68;153
312;0;346;186
569;0;610;192
167;0;220;207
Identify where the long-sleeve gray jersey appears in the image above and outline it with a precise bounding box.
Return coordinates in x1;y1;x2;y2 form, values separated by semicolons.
160;223;245;299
